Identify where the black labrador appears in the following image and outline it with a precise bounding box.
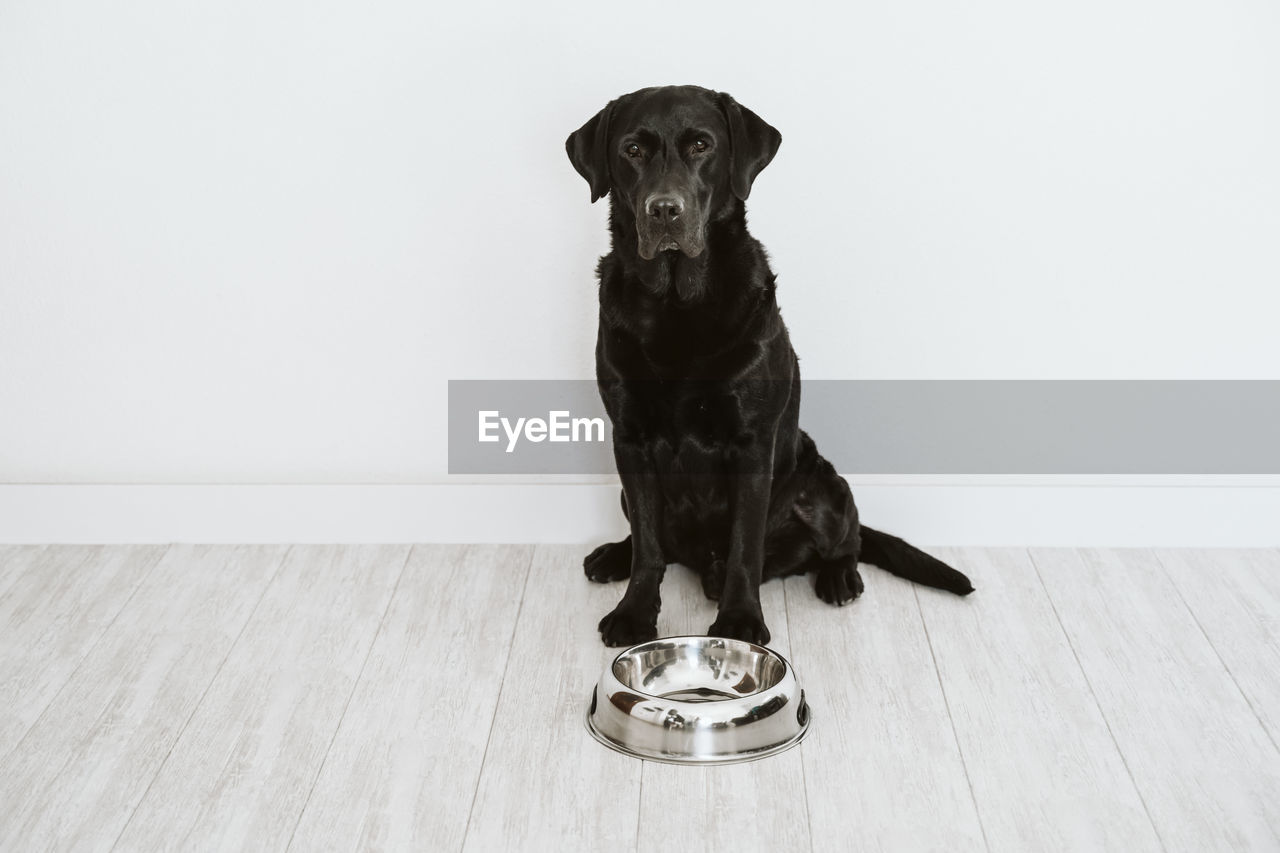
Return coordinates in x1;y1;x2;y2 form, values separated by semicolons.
566;85;973;647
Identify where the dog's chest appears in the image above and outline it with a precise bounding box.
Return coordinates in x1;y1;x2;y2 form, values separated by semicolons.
629;312;725;373
621;382;749;459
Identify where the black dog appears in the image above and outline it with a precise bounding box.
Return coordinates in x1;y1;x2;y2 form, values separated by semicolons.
567;85;973;647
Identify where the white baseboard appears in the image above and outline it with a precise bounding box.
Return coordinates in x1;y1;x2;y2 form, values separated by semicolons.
0;482;1276;546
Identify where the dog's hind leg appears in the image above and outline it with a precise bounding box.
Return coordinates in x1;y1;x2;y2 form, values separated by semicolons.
761;519;821;582
810;553;864;606
583;536;632;583
783;453;865;606
763;527;864;607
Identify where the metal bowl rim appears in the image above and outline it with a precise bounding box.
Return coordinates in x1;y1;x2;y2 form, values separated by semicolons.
604;634;798;705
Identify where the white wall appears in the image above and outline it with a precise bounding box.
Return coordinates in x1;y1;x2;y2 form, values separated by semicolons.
2;0;1278;488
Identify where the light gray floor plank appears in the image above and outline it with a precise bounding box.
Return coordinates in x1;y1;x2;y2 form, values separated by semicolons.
1155;548;1280;749
637;567;810;853
1033;548;1280;851
0;545;167;760
462;544;642;853
4;543;1277;851
922;548;1161;852
113;545;410;852
784;563;986;853
288;545;533;853
0;545;48;602
0;544;289;852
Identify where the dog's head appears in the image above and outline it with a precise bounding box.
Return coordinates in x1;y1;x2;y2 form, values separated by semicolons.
566;85;781;260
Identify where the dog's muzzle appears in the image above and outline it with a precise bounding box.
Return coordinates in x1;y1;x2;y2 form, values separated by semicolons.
637;192;705;260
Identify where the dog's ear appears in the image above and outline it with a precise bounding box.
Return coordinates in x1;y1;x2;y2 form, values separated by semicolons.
566;101;615;203
719;93;782;201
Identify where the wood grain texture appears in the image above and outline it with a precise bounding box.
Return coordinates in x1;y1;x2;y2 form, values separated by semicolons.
0;545;167;760
1032;548;1280;852
0;545;47;602
783;563;986;853
113;544;410;851
637;567;810;853
2;544;1279;851
0;544;289;852
1155;548;1280;748
462;544;642;853
922;548;1161;852
288;545;533;853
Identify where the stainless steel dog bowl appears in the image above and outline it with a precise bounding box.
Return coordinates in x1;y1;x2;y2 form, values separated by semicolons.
585;635;810;765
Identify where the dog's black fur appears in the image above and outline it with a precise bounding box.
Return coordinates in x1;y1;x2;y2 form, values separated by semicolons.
567;85;973;647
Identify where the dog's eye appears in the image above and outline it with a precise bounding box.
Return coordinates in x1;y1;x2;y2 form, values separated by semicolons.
691;139;709;153
626;144;642;158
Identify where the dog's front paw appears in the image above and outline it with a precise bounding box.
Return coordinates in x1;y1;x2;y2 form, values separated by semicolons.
708;607;771;646
583;538;632;583
598;604;658;647
815;558;863;606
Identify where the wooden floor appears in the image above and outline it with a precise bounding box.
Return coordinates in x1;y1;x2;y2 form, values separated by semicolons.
0;545;1277;852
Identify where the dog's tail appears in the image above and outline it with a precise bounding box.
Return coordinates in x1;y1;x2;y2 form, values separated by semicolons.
858;525;974;596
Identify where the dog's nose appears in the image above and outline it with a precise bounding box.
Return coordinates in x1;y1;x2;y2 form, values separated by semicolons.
646;195;684;222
